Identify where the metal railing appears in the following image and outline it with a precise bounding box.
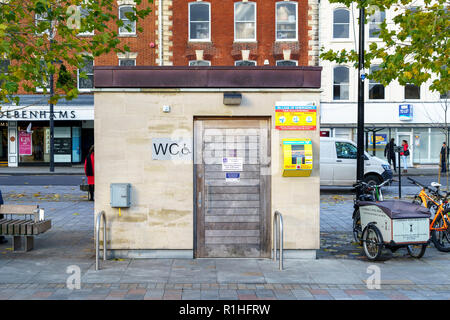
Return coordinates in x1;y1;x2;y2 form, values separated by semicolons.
95;211;107;271
272;211;284;270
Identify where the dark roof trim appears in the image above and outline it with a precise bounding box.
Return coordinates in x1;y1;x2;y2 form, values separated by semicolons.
94;66;322;89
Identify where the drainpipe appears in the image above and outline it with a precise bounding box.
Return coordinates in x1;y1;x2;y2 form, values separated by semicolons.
158;0;163;66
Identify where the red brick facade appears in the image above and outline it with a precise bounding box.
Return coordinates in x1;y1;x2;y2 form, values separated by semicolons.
171;0;312;66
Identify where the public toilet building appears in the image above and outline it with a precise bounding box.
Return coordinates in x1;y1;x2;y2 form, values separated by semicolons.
94;66;322;259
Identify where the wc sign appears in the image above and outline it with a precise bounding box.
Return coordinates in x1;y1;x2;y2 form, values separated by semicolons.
152;138;193;160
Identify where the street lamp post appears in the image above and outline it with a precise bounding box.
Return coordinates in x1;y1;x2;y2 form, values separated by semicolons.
356;5;366;187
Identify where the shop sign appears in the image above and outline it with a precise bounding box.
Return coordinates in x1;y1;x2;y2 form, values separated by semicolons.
222;157;243;171
19;131;32;155
369;134;388;146
275;102;317;130
399;104;413;121
152;138;192;160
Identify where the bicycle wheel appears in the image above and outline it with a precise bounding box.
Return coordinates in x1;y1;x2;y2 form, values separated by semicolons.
431;213;450;252
406;244;427;258
352;209;362;243
362;224;383;261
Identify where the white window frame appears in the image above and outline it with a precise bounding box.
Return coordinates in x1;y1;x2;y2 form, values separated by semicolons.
77;58;94;92
118;5;136;36
234;2;257;42
78;6;94;36
276;60;298;66
235;60;257;66
368;65;385;100
189;60;211;66
368;10;385;39
35;13;50;36
119;58;136;66
333;66;350;101
332;8;350;39
188;2;211;42
275;1;298;41
404;84;421;100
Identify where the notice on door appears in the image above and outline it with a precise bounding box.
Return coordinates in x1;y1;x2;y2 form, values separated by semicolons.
225;172;240;183
222;157;243;171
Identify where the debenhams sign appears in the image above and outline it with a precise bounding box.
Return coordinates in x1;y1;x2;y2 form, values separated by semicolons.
0;107;93;120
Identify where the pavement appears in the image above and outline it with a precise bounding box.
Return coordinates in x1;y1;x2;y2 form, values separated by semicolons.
0;185;449;300
0;165;443;176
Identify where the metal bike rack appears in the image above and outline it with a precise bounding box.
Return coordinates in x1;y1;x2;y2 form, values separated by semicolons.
95;211;107;271
272;211;284;270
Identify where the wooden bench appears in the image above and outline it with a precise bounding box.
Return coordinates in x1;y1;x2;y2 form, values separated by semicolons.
0;205;51;252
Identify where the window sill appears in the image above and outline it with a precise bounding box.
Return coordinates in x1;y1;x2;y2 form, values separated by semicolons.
275;39;298;42
188;40;212;43
118;34;137;38
233;40;257;43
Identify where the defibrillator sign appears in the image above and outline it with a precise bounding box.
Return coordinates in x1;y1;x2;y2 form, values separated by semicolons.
275;102;317;130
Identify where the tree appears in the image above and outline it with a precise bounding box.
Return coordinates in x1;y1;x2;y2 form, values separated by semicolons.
0;0;152;106
321;0;449;96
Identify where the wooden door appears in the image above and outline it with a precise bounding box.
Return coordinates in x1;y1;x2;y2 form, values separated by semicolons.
194;118;271;258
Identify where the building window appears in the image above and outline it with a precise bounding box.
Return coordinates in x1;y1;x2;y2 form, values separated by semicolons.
78;58;94;91
369;65;385;100
189;60;211;66
119;59;136;66
333;66;349;100
119;5;136;35
234;2;256;41
35;13;50;36
405;84;420;100
235;60;257;66
276;60;297;66
0;59;9;87
36;60;50;92
368;10;385;39
333;8;349;39
78;6;94;36
189;2;210;41
276;1;298;41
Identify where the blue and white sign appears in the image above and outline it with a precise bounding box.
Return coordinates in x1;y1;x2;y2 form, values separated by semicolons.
399;104;413;121
225;172;240;183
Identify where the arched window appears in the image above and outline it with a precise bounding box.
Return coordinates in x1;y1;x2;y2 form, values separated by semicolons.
118;5;136;35
333;8;349;39
234;2;256;41
276;1;298;41
333;66;349;100
189;2;211;41
235;60;256;66
369;10;385;38
369;65;385;100
189;60;211;66
276;60;298;66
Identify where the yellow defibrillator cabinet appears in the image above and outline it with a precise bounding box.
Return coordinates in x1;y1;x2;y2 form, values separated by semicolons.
282;139;313;177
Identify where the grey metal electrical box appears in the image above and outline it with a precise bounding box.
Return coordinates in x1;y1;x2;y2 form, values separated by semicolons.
110;183;131;208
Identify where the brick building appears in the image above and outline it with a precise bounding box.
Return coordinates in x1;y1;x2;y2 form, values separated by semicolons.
159;0;319;67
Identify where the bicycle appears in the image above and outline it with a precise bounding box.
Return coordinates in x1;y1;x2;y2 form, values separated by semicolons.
352;179;391;244
408;177;450;252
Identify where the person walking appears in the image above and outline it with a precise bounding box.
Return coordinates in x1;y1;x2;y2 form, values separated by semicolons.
84;145;95;201
400;140;409;173
384;138;397;172
441;142;449;173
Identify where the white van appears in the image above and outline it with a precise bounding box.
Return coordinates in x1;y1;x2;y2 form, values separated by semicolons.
320;137;393;186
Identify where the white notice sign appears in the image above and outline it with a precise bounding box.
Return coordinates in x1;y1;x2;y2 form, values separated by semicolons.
222;157;243;171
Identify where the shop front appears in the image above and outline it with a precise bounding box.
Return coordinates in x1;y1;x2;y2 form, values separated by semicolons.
0;96;94;167
94;66;322;259
321;101;450;166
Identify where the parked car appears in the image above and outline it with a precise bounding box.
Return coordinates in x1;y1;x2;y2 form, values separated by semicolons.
320;137;393;186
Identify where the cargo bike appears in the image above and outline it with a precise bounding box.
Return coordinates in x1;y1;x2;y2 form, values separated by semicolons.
353;181;431;261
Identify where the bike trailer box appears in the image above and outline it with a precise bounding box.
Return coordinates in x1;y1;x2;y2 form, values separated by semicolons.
359;200;430;244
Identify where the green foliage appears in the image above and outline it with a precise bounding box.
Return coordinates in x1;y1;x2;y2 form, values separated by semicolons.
0;0;153;106
320;0;449;95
